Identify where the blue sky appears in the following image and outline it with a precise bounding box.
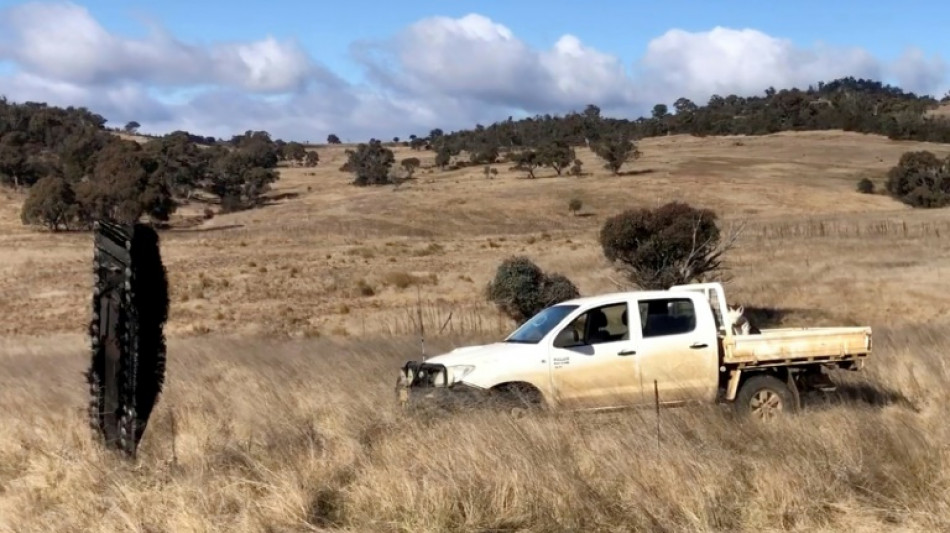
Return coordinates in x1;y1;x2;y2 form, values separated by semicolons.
0;1;947;141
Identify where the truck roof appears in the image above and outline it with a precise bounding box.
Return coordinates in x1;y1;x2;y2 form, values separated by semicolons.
558;289;700;308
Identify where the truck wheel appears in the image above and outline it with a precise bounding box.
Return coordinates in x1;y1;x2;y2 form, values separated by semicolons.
490;383;543;417
734;374;799;420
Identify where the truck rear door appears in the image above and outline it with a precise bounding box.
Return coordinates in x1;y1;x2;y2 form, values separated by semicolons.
631;294;720;405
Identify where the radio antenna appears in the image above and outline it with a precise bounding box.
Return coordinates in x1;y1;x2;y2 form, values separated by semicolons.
416;286;425;361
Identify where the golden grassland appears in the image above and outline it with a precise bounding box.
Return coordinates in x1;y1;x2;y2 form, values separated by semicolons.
0;329;947;532
1;130;950;531
925;102;950;118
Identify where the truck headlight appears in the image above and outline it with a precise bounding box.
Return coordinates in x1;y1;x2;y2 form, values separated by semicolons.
449;365;475;383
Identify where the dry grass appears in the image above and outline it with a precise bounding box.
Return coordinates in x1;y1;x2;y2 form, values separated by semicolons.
0;328;947;532
925;102;950;119
2;130;950;530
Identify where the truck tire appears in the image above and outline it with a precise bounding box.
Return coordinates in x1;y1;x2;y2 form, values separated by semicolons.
489;383;543;417
734;374;799;420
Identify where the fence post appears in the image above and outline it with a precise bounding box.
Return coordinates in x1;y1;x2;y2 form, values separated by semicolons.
654;379;660;450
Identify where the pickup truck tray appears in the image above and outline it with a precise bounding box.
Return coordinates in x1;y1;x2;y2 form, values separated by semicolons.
723;326;872;367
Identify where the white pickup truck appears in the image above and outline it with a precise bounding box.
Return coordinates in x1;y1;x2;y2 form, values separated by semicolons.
396;282;872;419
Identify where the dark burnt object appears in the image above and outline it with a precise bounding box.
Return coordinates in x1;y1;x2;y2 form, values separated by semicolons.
86;220;169;458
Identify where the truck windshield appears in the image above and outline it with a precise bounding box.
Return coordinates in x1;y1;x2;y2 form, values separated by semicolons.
505;305;579;344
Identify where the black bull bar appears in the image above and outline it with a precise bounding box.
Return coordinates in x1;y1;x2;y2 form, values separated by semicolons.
396;361;489;410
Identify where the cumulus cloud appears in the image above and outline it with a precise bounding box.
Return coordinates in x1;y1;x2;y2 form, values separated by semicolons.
891;48;948;96
0;1;327;92
0;2;946;141
637;27;950;103
638;27;884;102
355;13;638;113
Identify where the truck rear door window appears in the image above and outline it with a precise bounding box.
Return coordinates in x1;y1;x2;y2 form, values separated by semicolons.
638;298;697;338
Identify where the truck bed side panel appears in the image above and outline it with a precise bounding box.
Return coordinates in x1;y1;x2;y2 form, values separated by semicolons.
724;327;871;365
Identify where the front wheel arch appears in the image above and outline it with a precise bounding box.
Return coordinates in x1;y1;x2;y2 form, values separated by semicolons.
488;381;546;410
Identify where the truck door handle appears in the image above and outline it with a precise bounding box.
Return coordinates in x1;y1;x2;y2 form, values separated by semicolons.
690;343;708;349
617;349;636;356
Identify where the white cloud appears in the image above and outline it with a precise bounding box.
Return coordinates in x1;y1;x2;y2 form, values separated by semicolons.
539;35;637;108
355;13;638;112
891;48;948;97
637;27;950;104
637;27;884;103
0;1;325;92
0;2;946;141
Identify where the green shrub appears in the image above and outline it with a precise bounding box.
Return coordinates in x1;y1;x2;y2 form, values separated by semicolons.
20;176;78;231
884;151;950;208
568;198;582;215
600;201;733;289
486;256;580;323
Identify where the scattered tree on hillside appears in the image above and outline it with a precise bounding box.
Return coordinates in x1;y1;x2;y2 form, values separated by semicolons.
568;198;582;215
468;141;500;165
400;157;421;179
347;139;396;186
20;176;78;230
143;131;207;199
599;202;741;289
857;177;875;194
228;130;279;169
514;150;542;179
0;135;32;188
673;98;698;115
205;148;279;211
592;133;640;174
486;256;580;324
583;104;601;119
124;121;140;134
409;136;427;150
75;139;176;223
434;146;455;170
569;158;584;176
0;99;285;229
427;77;950;155
538;139;575;175
280;141;307;163
304;150;319;167
10;75;950;232
884;150;950;208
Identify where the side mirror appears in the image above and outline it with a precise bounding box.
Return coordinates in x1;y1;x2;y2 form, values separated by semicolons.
553;328;581;348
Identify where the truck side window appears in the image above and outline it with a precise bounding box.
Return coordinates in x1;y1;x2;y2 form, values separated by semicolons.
557;302;629;346
638;298;697;338
588;303;629;344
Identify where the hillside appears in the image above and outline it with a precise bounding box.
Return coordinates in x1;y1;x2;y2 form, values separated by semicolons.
3;79;950;530
2;129;950;341
1;128;950;531
927;102;950;118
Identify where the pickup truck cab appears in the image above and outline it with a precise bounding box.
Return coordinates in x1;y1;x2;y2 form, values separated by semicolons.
397;282;872;419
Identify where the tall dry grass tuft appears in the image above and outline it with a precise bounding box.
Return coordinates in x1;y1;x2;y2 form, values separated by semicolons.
1;323;949;532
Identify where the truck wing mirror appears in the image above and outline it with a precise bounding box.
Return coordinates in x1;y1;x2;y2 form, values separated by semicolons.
553;328;581;348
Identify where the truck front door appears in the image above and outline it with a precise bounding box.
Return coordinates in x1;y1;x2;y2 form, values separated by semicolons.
631;295;719;405
548;299;640;409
